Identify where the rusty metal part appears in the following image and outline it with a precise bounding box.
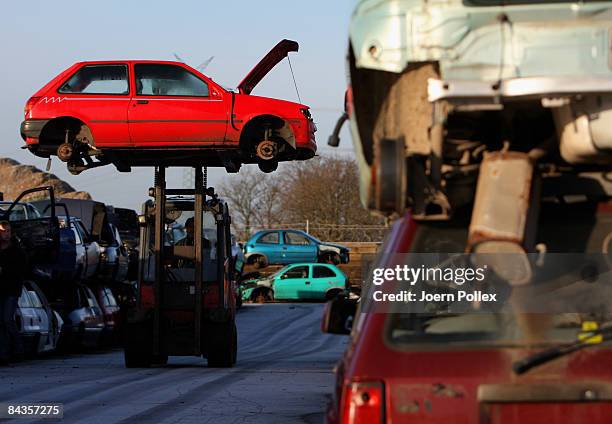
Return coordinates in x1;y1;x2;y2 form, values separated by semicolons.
468;151;540;285
255;139;278;160
57;142;74;162
75;124;94;147
553;96;612;165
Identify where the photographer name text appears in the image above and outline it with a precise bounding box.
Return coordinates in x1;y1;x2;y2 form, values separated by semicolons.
372;290;497;302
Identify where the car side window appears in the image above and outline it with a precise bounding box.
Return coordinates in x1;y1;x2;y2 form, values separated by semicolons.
257;232;279;244
284;232;311;246
59;64;129;95
313;265;336;278
134;64;209;97
281;266;309;279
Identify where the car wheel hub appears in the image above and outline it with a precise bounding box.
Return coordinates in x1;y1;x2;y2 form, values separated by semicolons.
256;140;277;160
57;142;75;162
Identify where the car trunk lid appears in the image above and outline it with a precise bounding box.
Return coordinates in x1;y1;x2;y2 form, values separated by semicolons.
237;39;299;95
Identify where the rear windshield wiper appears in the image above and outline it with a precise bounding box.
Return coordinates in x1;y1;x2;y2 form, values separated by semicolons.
513;326;612;375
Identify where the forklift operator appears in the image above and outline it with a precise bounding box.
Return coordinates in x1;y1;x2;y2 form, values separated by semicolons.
176;217;211;249
173;217;212;270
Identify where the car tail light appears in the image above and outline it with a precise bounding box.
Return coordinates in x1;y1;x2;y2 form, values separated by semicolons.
24;96;41;117
341;381;384;424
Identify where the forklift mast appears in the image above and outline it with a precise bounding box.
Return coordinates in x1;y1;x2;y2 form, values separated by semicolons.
126;166;237;367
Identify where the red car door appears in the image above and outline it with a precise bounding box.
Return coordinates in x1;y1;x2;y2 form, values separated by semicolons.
128;63;228;146
56;63;131;147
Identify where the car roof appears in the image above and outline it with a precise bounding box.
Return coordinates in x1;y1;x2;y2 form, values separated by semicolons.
283;262;338;268
74;60;191;66
254;229;308;234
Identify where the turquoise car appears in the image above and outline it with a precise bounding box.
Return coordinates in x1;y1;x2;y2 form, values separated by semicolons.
241;263;348;302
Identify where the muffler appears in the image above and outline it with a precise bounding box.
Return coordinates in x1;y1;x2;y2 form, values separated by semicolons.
468;151;540;285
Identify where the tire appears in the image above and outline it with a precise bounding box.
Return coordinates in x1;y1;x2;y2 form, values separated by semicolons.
124;344;152;368
375;138;406;214
124;322;153;368
206;320;237;368
258;160;278;173
251;255;268;269
252;288;273;303
325;289;343;301
320;252;341;265
152;354;168;366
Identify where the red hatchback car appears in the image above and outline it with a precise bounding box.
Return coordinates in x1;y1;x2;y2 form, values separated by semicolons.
21;40;316;174
323;201;612;424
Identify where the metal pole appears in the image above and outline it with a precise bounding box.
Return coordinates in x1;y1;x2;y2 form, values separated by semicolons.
194;167;204;355
153;166;166;357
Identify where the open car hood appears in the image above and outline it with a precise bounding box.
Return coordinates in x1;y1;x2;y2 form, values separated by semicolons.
237;39;299;95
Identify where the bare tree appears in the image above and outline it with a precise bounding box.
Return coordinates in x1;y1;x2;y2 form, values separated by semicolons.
278;156;386;241
220;156;387;242
219;167;282;240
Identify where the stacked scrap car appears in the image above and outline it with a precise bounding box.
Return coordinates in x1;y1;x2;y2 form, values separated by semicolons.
20;40;316;175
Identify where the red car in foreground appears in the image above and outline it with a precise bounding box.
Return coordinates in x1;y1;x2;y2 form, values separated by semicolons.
323;201;612;424
21;39;316;174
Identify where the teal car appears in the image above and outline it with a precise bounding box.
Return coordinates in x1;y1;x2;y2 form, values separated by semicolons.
241;263;348;302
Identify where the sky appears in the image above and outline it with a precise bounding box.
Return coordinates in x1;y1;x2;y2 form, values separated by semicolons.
0;0;355;210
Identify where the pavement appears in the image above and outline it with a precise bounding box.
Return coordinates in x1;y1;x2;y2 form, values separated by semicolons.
0;303;348;424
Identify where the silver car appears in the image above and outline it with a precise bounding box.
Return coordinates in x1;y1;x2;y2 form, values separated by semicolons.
16;281;63;355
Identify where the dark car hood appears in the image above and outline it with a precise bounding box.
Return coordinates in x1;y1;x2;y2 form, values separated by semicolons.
237;39;299;95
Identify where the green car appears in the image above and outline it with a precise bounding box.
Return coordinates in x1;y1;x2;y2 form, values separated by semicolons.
241;263;348;302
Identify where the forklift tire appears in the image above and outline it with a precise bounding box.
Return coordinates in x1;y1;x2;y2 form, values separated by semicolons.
206;320;237;368
124;344;152;368
124;322;153;368
152;354;168;366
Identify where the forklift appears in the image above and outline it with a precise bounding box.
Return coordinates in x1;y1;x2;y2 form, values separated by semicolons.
124;166;238;368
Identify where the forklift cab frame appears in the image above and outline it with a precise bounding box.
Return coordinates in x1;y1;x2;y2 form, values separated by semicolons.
125;167;237;368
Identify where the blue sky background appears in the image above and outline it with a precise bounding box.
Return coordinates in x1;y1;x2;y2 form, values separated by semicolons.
0;0;354;209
